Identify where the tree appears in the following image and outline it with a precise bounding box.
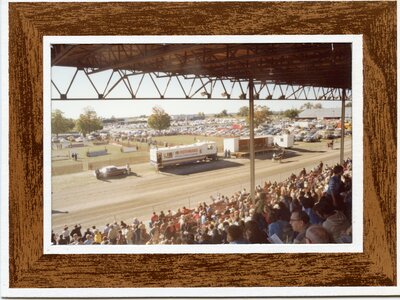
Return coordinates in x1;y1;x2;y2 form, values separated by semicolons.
197;112;206;120
247;105;271;127
76;107;103;137
214;109;228;118
51;109;75;137
238;106;249;117
314;103;323;109
300;102;314;110
283;109;301;120
345;102;352;107
147;106;171;132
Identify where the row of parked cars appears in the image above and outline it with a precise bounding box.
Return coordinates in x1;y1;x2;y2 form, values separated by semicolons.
52;118;350;145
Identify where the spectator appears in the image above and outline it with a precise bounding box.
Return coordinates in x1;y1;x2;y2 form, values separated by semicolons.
210;228;223;244
244;220;269;244
70;233;79;245
57;234;68;245
150;212;159;227
227;225;247;244
314;200;350;242
139;224;151;244
268;209;293;243
116;230;127;245
126;226;134;244
62;226;70;244
83;234;93;245
107;224;118;244
305;225;332;244
289;211;310;244
149;224;161;244
82;228;92;242
93;229;102;244
326;165;345;211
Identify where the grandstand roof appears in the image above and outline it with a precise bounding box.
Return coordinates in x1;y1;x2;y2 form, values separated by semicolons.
51;43;352;89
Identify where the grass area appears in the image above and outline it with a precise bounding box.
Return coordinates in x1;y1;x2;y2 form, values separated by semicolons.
51;135;352;175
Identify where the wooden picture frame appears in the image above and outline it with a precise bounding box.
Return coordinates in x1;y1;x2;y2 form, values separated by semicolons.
2;1;397;297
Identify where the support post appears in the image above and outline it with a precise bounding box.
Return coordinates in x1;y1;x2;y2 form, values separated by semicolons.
340;88;346;164
249;79;255;202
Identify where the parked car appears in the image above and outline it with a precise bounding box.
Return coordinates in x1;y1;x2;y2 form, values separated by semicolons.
294;134;304;142
304;134;320;143
94;165;130;179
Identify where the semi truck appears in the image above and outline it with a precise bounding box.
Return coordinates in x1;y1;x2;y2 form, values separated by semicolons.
223;136;274;157
150;141;218;169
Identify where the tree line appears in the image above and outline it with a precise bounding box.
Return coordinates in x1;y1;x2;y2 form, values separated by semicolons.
52;101;349;136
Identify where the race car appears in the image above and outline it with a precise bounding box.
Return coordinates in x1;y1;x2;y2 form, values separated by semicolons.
94;165;130;179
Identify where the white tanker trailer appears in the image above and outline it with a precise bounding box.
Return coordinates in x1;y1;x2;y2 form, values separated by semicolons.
150;141;218;169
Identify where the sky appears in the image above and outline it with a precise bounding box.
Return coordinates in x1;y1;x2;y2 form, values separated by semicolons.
51;66;348;119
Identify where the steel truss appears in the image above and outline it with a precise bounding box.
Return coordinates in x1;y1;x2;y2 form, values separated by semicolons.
51;68;352;101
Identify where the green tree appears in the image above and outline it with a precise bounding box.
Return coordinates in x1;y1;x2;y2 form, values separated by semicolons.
147;106;171;132
238;106;249;117
300;102;314;110
314;103;323;109
197;112;206;120
283;108;300;120
76;107;103;137
247;105;271;127
214;109;228;118
51;109;75;137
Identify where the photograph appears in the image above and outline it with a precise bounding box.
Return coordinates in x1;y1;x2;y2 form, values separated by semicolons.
48;41;356;251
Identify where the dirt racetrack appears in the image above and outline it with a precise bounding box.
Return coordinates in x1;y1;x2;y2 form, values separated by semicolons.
52;139;352;234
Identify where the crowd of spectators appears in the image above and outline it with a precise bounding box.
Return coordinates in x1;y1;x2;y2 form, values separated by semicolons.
52;159;353;245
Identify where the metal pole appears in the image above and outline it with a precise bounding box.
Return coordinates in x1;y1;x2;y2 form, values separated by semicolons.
340;88;346;164
249;79;255;202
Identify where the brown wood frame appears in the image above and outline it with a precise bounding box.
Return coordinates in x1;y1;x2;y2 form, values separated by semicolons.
8;1;396;290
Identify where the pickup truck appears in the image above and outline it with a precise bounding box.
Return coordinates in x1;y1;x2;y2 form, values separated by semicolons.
94;165;130;179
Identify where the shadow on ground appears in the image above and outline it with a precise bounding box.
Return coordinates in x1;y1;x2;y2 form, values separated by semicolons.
160;159;243;175
289;147;326;154
254;150;301;161
96;172;141;182
52;210;69;215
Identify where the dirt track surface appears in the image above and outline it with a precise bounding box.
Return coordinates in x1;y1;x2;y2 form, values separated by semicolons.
52;140;352;234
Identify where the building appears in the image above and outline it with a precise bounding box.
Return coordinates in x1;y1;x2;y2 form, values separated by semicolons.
297;108;352;121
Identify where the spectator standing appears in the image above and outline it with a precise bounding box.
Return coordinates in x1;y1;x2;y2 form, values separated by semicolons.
62;226;70;244
326;165;345;211
93;229;102;244
107;224;118;244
